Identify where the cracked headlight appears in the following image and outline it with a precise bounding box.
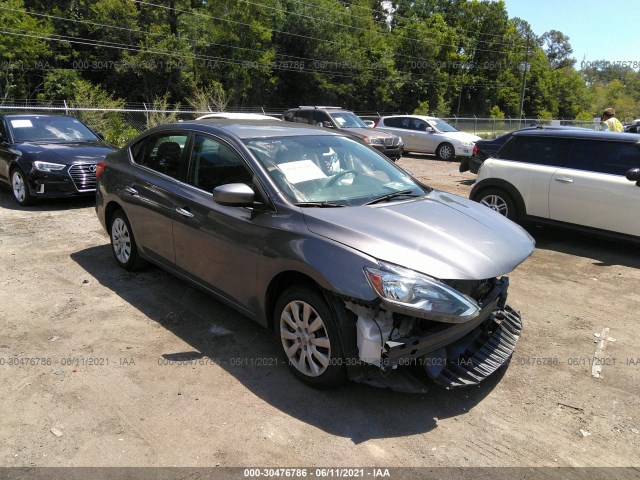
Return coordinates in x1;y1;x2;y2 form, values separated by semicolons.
364;262;480;323
33;161;66;172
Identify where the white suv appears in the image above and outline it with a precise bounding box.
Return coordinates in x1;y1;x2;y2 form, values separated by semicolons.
470;129;640;241
375;115;480;160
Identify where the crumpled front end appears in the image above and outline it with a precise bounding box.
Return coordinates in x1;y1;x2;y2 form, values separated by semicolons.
345;276;522;392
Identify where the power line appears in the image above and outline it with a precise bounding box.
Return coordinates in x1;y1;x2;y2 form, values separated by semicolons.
3;6;523;83
280;0;528;44
136;0;520;61
0;26;515;89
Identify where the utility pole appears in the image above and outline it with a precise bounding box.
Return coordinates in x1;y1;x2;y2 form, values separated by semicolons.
518;35;531;124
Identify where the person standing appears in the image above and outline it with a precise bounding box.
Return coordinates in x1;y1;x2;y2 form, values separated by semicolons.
601;108;624;132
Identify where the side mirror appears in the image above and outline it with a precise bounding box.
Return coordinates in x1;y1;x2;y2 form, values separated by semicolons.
213;183;255;206
626;167;640;186
426;126;435;133
96;132;106;141
322;121;333;129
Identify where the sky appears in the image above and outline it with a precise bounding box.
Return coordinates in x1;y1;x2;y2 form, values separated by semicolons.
502;0;638;69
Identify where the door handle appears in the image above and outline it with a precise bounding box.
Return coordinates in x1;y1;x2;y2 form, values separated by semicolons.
125;186;138;195
554;177;574;184
175;207;195;218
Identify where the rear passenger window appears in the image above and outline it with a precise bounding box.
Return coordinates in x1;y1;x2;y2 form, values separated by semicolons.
565;140;640;175
131;133;188;179
384;117;410;129
188;135;253;192
293;111;312;124
498;136;569;167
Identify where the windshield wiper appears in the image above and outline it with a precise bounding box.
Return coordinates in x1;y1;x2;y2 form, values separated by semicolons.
295;201;345;208
364;189;421;205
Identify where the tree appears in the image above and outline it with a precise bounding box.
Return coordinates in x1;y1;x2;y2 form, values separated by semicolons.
541;30;575;70
0;0;51;102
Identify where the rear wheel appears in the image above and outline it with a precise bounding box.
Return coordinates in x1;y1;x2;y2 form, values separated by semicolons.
436;142;455;161
274;286;347;388
11;168;34;206
109;210;146;271
475;188;518;221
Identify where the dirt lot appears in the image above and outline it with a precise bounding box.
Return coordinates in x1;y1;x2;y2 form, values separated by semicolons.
1;154;639;473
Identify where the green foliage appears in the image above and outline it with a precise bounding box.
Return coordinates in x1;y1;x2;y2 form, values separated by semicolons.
489;106;505;119
413;101;430;115
2;0;639;126
147;93;182;128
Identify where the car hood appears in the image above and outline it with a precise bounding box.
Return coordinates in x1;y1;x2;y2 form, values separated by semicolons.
439;131;482;143
342;127;397;139
13;142;114;164
302;190;535;280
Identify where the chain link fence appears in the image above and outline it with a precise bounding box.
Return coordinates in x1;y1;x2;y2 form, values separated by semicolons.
0;101;601;146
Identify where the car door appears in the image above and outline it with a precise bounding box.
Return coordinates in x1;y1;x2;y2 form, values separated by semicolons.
0;117;13;183
382;117;414;150
412;119;436;153
172;133;261;312
125;131;190;265
495;135;570;218
549;140;640;236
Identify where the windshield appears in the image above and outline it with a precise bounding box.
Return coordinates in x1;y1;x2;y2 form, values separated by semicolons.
430;118;459;133
8;116;100;143
329;112;368;129
244;135;428;206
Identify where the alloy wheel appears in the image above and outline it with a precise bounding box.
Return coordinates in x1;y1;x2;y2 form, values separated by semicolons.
111;217;132;264
279;300;331;377
12;171;26;203
480;194;509;216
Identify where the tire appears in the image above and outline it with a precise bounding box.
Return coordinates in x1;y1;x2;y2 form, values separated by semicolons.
11;168;34;206
109;210;146;271
274;286;347;388
474;188;518;221
436;142;455;161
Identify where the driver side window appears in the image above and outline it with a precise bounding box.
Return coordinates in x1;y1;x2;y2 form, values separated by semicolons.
188;135;253;192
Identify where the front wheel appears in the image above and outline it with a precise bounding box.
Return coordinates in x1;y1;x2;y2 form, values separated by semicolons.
109;210;146;271
274;286;347;388
475;188;518;221
11;168;34;206
436;142;455;161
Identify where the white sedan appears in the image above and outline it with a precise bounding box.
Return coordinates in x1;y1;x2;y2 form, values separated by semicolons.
375;115;481;160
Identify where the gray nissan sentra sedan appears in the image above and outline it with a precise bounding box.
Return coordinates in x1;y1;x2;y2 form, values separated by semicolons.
95;120;535;391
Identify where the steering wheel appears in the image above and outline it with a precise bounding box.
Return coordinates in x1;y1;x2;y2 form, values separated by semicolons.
325;169;358;187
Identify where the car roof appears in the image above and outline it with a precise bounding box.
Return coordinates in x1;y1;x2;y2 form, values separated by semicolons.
513;128;640;142
381;115;438;121
195;113;279;120
164;119;344;139
1;114;76;120
285;107;352;113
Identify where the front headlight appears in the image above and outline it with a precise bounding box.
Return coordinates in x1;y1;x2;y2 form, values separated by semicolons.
462;141;474;147
364;136;384;145
33;161;66;172
364;263;480;323
397;136;403;144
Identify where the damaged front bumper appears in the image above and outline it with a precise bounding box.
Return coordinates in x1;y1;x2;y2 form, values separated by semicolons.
347;277;522;391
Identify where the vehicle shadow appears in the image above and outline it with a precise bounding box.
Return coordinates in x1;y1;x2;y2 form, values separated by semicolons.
529;225;640;268
70;245;505;443
0;186;95;212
